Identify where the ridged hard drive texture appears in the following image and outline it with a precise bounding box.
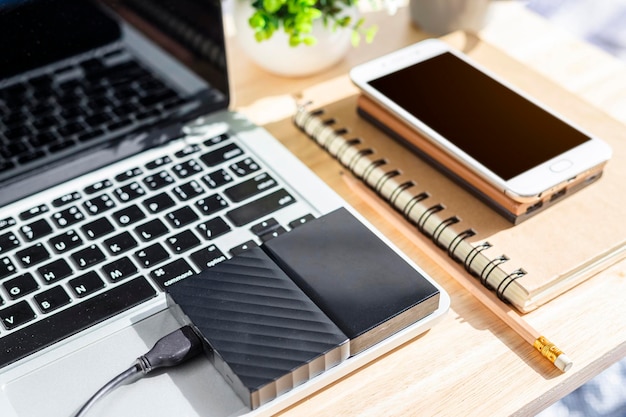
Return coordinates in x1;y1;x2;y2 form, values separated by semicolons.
167;246;348;394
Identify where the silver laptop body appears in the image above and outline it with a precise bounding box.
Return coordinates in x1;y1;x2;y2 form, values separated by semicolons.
0;1;449;416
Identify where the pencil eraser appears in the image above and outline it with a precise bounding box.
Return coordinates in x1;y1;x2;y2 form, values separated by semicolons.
555;354;573;372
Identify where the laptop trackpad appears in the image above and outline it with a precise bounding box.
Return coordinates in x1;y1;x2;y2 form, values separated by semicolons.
2;311;246;417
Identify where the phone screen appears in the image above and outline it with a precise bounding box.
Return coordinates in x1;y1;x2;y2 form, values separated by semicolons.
367;52;591;180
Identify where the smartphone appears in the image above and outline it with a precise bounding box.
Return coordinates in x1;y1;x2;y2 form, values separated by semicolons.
349;39;612;203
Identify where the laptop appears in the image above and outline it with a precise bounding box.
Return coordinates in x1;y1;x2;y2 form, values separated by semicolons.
0;1;450;416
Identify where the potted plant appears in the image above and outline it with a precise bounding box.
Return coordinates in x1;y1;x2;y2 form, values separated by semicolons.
233;0;385;77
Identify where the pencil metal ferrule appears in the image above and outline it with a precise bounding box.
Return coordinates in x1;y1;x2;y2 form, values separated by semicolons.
533;336;572;372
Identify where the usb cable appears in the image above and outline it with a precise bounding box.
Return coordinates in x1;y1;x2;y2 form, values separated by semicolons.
73;326;203;417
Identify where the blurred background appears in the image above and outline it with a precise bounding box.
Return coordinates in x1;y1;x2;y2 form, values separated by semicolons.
519;4;626;417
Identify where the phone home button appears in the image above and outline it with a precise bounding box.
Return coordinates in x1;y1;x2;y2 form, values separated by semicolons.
550;159;573;172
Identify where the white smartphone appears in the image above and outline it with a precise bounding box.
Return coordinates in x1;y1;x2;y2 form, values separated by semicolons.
349;39;612;203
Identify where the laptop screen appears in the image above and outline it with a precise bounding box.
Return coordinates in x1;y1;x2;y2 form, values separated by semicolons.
0;0;231;205
0;0;229;96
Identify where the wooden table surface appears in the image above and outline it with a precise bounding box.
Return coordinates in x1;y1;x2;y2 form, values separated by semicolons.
223;2;626;415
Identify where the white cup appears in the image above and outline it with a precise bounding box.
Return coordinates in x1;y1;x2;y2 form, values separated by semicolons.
409;0;492;36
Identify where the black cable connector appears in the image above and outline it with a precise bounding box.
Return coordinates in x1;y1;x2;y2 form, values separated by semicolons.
73;326;203;417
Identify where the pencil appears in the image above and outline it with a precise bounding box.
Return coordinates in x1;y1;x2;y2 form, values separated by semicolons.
341;171;573;373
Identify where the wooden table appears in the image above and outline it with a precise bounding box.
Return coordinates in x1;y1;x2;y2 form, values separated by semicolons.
224;2;626;415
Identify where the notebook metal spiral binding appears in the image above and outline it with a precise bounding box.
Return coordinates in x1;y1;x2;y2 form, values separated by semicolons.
362;159;387;186
496;269;527;301
432;216;460;249
293;103;529;306
447;229;477;260
463;242;492;273
480;255;510;288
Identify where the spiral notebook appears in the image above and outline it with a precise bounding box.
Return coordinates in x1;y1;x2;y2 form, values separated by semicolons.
285;34;626;313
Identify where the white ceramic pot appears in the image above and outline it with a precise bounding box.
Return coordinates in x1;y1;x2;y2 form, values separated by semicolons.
233;0;355;77
409;0;492;36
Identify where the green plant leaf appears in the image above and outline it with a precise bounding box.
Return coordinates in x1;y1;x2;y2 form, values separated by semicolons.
263;0;283;13
351;30;360;47
289;34;301;47
365;25;378;43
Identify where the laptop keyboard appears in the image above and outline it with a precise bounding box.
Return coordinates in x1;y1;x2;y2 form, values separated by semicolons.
0;129;316;369
0;44;187;176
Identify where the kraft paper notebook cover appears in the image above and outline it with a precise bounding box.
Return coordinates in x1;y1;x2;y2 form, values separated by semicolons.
284;33;626;313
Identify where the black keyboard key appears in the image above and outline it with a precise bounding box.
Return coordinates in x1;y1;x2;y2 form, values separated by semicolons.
174;144;201;158
201;169;233;189
71;244;106;269
49;140;78;154
0;232;20;254
34;285;71;314
51;206;85;228
112;204;146;226
3;273;39;300
134;243;169;268
52;191;82;208
143;170;174;191
0;217;16;232
102;257;137;282
200;143;244;167
69;271;105;298
165;230;200;254
189;245;226;270
203;133;229;147
30;133;60;149
250;218;280;236
115;167;143;182
37;259;73;284
108;117;134;131
58;121;86;137
172;159;203;179
0;256;16;279
48;230;83;253
229;240;258;256
16;243;50;267
104;231;138;255
145;156;171;170
224;172;278;203
84;179;112;195
226;189;296;227
134;219;169;242
84;112;114;127
78;128;105;142
172;180;204;201
259;226;286;242
142;192;175;214
19;204;49;221
83;194;116;215
1;141;28;159
196;217;231;240
229;157;260;177
81;217;115;240
0;160;16;173
165;207;198;228
150;258;195;290
18;151;46;165
195;194;228;216
113;182;146;203
0;277;156;368
20;218;53;242
0;301;36;330
6;125;31;141
289;214;315;229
